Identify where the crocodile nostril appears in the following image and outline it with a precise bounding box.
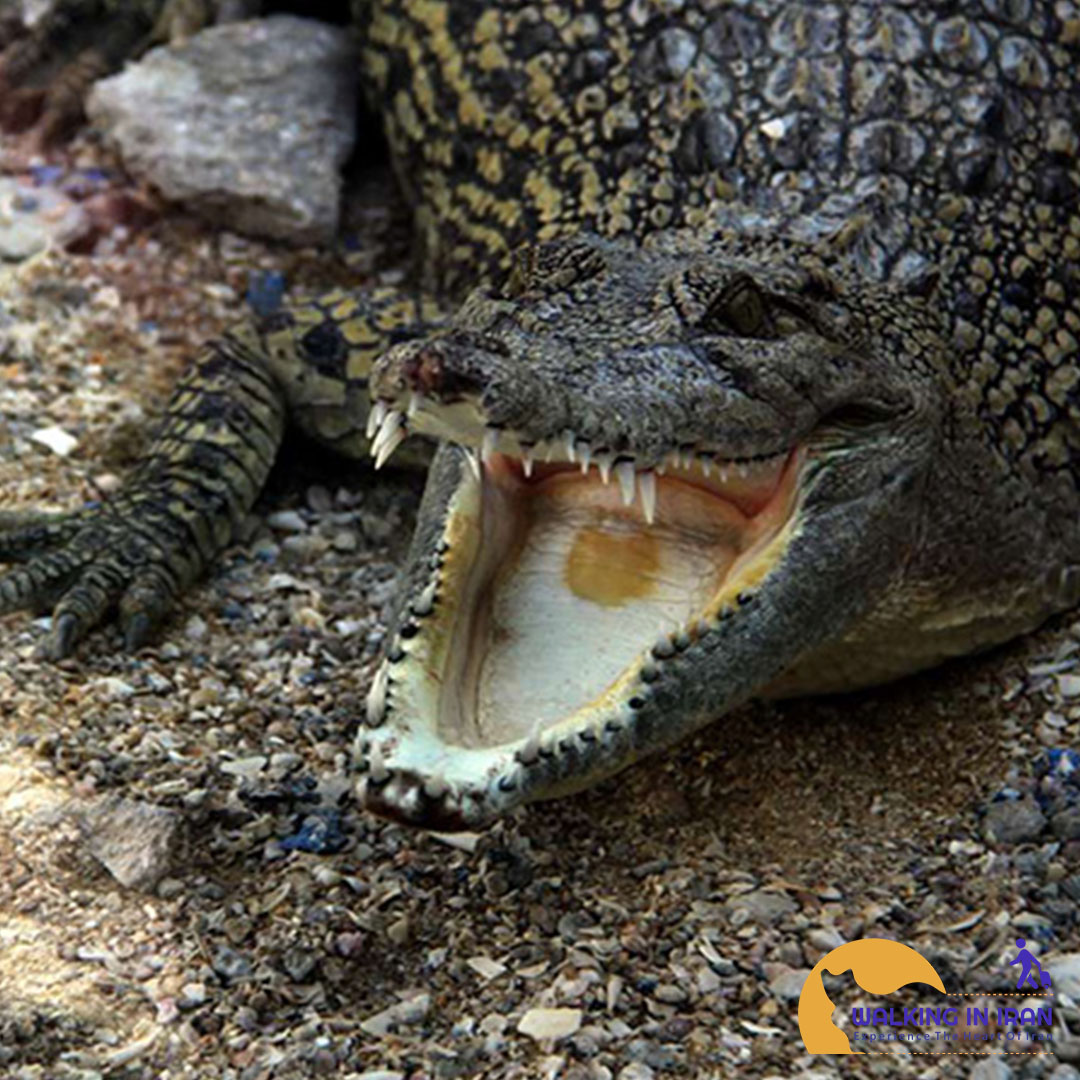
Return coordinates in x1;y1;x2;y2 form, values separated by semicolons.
401;340;490;400
402;343;449;396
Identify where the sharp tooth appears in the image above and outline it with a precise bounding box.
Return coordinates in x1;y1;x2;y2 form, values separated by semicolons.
406;391;424;418
651;634;675;659
372;408;401;452
578;442;592;475
596;451;613;484
737;462;748;479
615;460;636;506
522;446;535;477
423;775;448;798
517;721;542;765
369;742;389;783
464;447;482;480
679;448;692;469
719;463;730;484
639;469;657;524
365;663;389;726
365;399;388;439
700;455;712;478
372;410;406;469
412;579;437;617
664;450;680;472
564;430;576;463
482;427;499;464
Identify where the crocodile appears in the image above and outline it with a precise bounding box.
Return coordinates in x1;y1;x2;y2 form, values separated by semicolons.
1;1;1079;830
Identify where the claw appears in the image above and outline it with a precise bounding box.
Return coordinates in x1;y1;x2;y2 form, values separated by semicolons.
51;611;81;659
122;611;152;652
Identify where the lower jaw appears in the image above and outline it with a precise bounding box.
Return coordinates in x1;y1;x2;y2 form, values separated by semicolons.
358;446;804;827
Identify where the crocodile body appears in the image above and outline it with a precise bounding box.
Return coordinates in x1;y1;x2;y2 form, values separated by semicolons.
2;1;1079;828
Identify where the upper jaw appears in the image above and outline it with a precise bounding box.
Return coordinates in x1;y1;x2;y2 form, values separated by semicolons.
366;333;798;508
367;332;801;471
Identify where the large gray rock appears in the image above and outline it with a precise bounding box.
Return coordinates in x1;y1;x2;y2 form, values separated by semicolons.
87;16;359;244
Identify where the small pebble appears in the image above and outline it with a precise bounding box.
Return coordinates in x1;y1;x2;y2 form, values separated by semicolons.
517;1007;582;1043
267;509;308;533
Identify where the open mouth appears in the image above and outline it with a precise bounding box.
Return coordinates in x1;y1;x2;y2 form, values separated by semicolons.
358;400;805;828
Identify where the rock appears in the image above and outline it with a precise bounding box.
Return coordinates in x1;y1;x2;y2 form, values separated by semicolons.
516;1007;582;1043
212;946;253;981
971;1059;1012;1080
87;16;358;244
724;889;797;926
467;956;507;981
768;966;811;1001
219;755;267;781
617;1066;655;1080
179;982;207;1007
81;797;181;891
282;945;318;982
983;796;1046;844
1058;674;1080;698
1052;808;1080;841
360;992;431;1037
266;510;308;533
1048;955;1080;999
29;424;80;456
0;178;87;261
807;927;845;952
653;983;688;1005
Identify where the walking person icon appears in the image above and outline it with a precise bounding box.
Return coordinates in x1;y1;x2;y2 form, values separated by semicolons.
1010;939;1052;990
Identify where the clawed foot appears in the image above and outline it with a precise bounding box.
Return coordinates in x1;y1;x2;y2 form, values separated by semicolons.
0;500;196;659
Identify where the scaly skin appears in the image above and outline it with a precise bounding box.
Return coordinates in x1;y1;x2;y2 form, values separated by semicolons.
3;1;1080;829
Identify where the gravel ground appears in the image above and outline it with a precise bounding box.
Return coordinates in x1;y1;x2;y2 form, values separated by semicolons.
2;137;1080;1080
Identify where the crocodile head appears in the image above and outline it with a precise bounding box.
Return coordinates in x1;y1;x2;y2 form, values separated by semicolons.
357;232;948;829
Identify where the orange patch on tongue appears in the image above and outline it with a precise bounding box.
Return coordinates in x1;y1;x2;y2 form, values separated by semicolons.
565;527;662;607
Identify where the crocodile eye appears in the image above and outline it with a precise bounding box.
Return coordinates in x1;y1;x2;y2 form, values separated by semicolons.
701;274;771;337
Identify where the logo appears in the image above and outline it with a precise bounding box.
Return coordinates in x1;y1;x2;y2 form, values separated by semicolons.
1010;938;1053;991
797;937;1054;1055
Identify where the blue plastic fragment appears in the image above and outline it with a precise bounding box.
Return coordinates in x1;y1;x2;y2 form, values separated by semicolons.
1046;748;1080;778
246;270;287;317
280;810;348;854
29;165;63;186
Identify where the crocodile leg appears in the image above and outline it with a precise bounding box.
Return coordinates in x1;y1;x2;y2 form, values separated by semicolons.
0;511;92;563
0;286;446;658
